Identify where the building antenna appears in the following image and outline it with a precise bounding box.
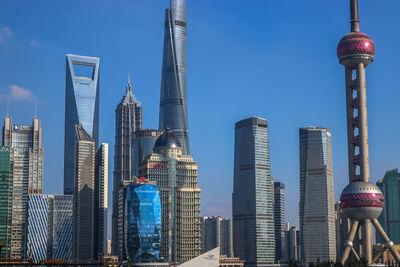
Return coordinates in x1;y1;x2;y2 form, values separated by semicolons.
34;100;37;118
6;100;9;117
350;0;360;32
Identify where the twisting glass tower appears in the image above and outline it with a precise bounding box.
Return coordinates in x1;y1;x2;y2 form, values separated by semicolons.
337;0;400;264
159;0;190;155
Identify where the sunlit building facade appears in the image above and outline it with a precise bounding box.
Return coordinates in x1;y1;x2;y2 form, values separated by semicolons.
232;117;275;266
64;54;100;195
2;116;43;259
299;127;336;264
159;0;190;155
26;194;73;262
139;130;201;264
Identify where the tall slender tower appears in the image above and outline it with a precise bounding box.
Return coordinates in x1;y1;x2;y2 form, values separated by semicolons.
274;182;285;262
337;0;400;264
299;127;336;264
159;0;190;155
112;80;142;255
64;54;100;195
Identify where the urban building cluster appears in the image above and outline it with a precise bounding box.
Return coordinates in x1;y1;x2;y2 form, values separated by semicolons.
0;0;400;266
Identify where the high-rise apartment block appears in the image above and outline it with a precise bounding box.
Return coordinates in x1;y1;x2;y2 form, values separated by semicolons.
139;130;201;264
232;117;275;266
26;194;73;262
73;125;106;262
112;80;142;255
376;169;400;244
64;54;100;195
132;129;163;177
2;117;43;259
274;182;285;262
118;178;161;263
0;146;12;259
299;127;336;264
201;216;233;257
95;143;109;256
159;0;190;155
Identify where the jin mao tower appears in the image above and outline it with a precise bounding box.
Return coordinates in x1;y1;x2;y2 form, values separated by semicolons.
337;0;400;264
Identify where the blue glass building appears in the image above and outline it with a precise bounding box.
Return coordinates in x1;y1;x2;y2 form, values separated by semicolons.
159;0;190;155
124;182;161;263
232;117;275;266
64;54;100;195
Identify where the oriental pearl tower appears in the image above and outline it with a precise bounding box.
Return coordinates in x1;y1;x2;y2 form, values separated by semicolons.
337;0;400;264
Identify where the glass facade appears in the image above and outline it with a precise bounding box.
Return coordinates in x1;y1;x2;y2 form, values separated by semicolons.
0;146;12;259
124;183;161;263
232;117;275;266
274;182;285;262
132;129;163;177
112;81;142;255
2;117;43;259
159;0;190;155
377;169;400;244
64;54;100;195
299;127;336;264
26;194;73;262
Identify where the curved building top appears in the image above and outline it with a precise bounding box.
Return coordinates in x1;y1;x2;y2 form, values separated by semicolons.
154;129;181;149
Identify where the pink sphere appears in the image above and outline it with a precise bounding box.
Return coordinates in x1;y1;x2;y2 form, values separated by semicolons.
337;32;375;67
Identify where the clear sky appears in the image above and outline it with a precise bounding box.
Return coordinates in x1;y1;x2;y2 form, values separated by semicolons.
1;0;400;227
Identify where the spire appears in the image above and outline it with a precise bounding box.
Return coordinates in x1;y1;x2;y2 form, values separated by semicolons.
126;74;132;93
350;0;360;32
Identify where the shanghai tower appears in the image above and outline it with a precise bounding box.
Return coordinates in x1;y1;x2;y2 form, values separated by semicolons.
159;0;190;154
337;0;400;264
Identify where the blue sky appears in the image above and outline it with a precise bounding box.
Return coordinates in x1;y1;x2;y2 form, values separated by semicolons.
1;0;400;227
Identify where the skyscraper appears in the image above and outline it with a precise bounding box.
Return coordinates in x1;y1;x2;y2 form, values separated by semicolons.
2;116;43;259
73;125;96;262
284;225;300;262
139;130;201;264
26;194;73;262
376;169;400;244
112;80;142;255
299;127;336;264
201;216;233;257
118;178;161;263
232;117;275;266
274;182;285;262
95;143;109;256
159;0;190;155
132;129;163;177
337;0;400;264
64;54;100;195
0;146;12;259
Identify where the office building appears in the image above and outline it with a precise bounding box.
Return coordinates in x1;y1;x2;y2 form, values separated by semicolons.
119;178;161;263
2;117;43;259
232;117;275;266
26;194;73;262
299;127;336;263
285;225;300;262
159;0;190;155
73;125;96;261
335;201;350;261
95;143;109;256
274;182;285;262
201;216;233;257
376;169;400;244
0;146;12;259
64;54;100;195
112;79;142;255
139;130;201;264
132;129;163;177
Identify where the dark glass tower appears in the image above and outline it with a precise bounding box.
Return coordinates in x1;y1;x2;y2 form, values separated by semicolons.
232;117;275;266
274;182;285;262
159;0;190;155
64;54;100;195
112;80;142;256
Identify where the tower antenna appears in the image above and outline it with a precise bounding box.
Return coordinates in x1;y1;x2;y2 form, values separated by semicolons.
34;101;38;118
350;0;360;32
6;100;9;117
